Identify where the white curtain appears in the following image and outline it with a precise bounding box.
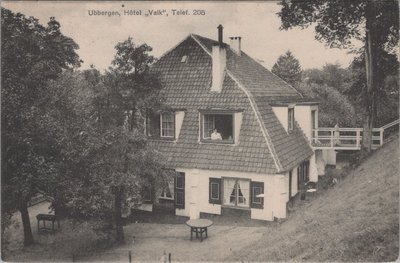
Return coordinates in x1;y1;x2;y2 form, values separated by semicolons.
237;180;249;207
223;179;250;207
223;178;235;205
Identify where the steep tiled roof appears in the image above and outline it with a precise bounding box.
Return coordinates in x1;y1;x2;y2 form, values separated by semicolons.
191;34;302;99
150;34;313;174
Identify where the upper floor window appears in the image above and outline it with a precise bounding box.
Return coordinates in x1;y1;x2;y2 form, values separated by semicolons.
146;112;175;139
288;107;294;132
201;112;234;143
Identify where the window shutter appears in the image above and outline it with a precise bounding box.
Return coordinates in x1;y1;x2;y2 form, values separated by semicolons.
250;181;264;209
209;178;222;204
174;172;185;209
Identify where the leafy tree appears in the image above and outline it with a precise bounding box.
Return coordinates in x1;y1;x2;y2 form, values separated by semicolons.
101;37;165;243
297;82;357;127
348;51;399;127
304;63;352;94
57;38;166;244
40;65;168;245
271;50;302;86
278;0;399;152
1;8;80;246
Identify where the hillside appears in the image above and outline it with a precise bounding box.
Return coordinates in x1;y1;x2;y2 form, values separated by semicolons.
226;138;399;262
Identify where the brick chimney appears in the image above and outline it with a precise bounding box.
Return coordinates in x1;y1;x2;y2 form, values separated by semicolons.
229;36;241;56
211;25;226;93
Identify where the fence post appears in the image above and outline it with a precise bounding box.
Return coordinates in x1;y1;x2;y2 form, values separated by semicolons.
356;130;360;148
330;130;334;147
129;250;132;263
380;128;384;146
169;253;171;263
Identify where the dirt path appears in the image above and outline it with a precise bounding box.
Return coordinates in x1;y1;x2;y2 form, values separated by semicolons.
81;223;267;262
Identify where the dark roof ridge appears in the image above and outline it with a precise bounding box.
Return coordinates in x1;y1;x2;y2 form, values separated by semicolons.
191;34;303;98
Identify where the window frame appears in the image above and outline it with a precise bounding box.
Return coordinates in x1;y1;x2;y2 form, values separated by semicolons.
222;177;251;208
160;112;175;138
146;111;176;140
250;181;264;209
200;111;235;144
159;180;174;200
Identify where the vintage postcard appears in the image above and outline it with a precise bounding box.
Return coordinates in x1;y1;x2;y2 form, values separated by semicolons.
2;1;398;262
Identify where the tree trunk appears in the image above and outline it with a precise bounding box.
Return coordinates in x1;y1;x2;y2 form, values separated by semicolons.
114;189;124;243
19;201;34;246
362;0;378;153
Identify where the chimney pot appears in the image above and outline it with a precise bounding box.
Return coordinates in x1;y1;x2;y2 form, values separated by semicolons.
229;36;242;56
217;25;223;45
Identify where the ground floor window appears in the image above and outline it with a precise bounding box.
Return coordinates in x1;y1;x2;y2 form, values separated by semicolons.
251;181;264;208
159;181;174;200
223;178;250;208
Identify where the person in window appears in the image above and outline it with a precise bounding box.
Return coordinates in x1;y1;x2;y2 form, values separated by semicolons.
211;128;222;140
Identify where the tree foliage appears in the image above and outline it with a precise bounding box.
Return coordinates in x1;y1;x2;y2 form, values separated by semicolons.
271;50;302;86
278;0;399;151
297;82;357;127
55;38;167;244
347;51;399;127
279;0;398;52
303;63;352;94
1;7;81;246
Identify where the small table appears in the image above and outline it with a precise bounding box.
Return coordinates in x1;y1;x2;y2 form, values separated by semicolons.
186;219;213;242
36;214;60;233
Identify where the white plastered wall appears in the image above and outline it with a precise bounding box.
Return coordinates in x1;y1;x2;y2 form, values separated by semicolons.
272;106;288;132
174;168;289;221
309;154;318;182
290;167;298;197
294;105;318;141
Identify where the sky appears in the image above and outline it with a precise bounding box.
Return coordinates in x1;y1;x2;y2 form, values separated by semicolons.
3;1;358;71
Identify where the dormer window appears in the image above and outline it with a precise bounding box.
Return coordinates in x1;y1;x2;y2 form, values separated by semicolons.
201;112;234;143
288;107;294;132
200;110;241;144
146;112;175;139
161;113;175;137
199;109;243;144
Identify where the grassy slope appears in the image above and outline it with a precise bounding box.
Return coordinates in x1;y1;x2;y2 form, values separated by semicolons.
226;138;399;262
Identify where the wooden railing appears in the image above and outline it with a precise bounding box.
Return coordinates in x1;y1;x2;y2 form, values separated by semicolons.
312;119;399;150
